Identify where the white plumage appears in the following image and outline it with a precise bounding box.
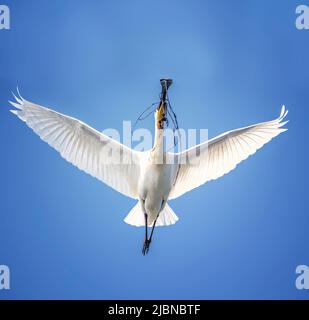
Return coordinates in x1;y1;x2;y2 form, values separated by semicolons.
169;106;288;199
10;94;140;199
9;84;288;254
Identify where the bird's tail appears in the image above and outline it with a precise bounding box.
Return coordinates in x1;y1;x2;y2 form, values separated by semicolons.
124;202;179;227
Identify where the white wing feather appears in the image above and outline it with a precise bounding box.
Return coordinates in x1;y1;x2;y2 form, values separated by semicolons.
169;106;288;199
10;94;141;199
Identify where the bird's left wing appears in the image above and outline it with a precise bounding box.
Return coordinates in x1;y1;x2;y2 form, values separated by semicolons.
10;94;141;199
168;106;288;200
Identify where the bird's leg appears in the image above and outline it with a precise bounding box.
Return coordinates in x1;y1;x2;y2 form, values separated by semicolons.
143;214;159;255
142;213;150;255
149;215;158;242
144;213;148;240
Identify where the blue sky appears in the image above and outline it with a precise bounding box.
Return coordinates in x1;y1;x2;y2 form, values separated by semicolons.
0;0;308;299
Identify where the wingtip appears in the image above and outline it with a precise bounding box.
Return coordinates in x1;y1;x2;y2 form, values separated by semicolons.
11;91;22;104
9;87;25;111
11;87;25;104
280;105;285;117
16;86;24;101
10;109;18;115
279;105;289;120
277;118;289;127
8;100;22;109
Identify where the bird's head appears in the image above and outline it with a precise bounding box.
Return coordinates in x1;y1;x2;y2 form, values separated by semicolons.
156;79;173;129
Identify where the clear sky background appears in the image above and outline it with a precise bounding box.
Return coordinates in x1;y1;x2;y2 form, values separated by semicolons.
0;0;308;299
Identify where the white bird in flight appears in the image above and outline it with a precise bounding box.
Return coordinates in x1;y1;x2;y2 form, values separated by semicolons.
9;79;288;254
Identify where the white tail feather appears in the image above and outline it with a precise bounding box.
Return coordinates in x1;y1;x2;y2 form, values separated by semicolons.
124;202;179;227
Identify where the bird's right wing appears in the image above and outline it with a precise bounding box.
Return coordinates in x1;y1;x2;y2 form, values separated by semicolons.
169;106;288;200
10;94;141;199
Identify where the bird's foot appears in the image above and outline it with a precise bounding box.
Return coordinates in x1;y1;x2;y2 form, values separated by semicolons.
142;239;151;255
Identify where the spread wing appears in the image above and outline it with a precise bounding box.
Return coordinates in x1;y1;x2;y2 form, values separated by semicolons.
169;106;288;200
10;93;141;199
